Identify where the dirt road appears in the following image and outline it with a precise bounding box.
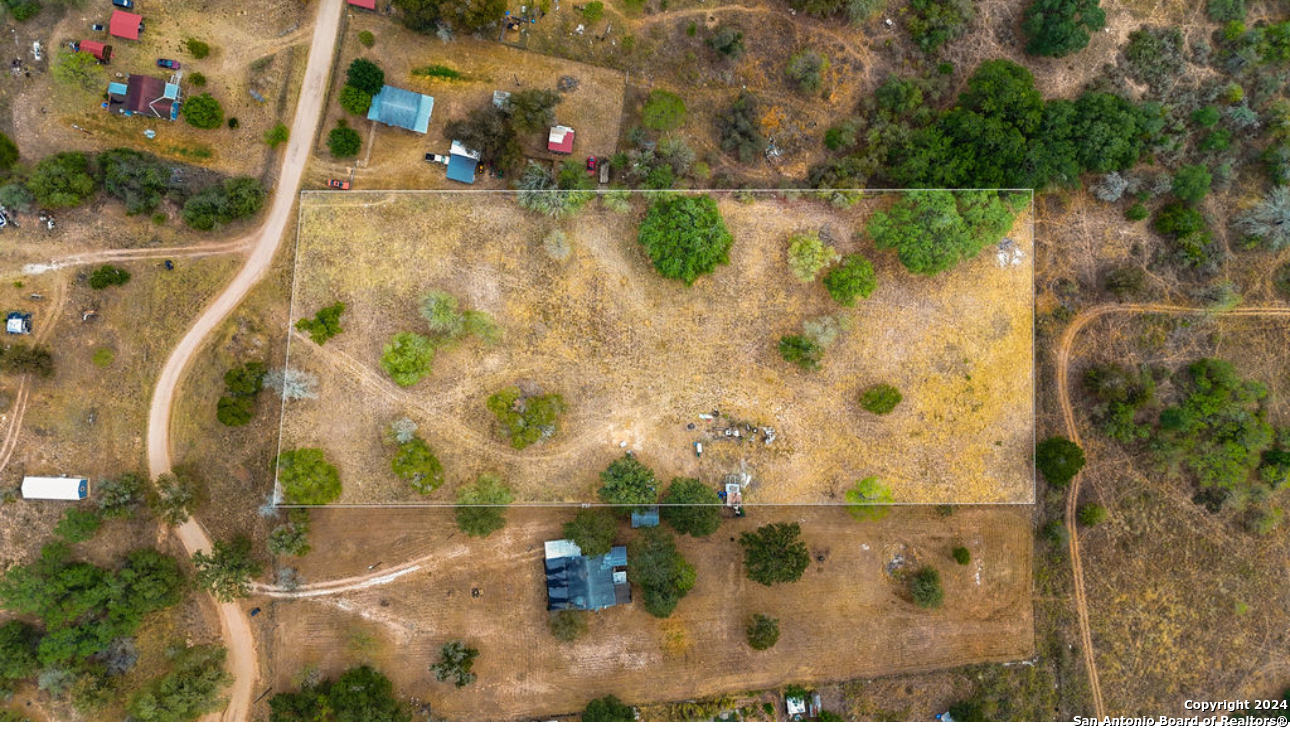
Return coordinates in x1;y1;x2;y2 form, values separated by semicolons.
142;0;345;721
1054;302;1290;719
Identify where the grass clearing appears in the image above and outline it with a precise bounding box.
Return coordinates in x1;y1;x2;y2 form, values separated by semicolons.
280;190;1033;505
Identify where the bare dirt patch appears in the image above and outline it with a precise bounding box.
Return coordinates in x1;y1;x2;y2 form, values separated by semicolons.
265;504;1033;720
280;190;1033;505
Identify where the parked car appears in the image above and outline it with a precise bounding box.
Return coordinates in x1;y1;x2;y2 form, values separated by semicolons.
424;153;448;164
326;179;350;190
586;155;598;173
111;0;133;8
156;58;180;70
90;22;105;31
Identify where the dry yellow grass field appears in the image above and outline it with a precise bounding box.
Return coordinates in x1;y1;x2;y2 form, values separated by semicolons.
280;191;1033;504
266;504;1034;720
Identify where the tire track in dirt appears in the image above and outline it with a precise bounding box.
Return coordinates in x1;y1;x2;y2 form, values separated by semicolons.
0;276;68;475
1055;302;1290;719
9;238;252;279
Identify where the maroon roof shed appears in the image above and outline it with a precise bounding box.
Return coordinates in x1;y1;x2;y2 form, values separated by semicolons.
79;40;111;62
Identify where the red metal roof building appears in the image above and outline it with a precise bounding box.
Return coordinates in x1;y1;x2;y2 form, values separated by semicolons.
78;40;111;63
347;0;377;9
548;125;575;154
107;74;181;121
109;10;143;41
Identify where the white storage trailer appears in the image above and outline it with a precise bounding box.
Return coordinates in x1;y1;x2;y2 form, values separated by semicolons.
21;476;89;500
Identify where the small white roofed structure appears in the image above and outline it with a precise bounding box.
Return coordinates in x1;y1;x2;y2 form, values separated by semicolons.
544;538;582;560
21;476;89;500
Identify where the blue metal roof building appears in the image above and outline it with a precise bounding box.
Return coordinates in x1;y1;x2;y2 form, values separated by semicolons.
544;540;631;611
366;85;434;134
446;140;480;185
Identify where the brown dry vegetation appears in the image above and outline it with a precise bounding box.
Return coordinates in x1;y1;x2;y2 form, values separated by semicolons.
280;191;1032;505
266;504;1033;720
309;15;627;190
1052;312;1290;715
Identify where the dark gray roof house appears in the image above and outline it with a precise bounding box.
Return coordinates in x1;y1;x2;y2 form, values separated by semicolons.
544;539;630;611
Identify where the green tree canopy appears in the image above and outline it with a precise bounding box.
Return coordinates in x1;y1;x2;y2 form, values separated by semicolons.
505;88;562;133
563;509;620;555
1035;436;1085;487
391;436;444;494
822;254;876;306
96;148;170;215
598;455;658;509
295;302;346;345
149;470;202;526
0;620;39;681
628;527;697;618
270;665;410;721
346;58;385;95
859;384;902;414
746;613;780;650
29;152;97;208
192;535;262;602
431;641;478;688
327;120;362;158
583;694;636;721
909;566;944;608
128;645;230;721
455;473;514;537
868;190;1025;275
380;332;435;387
338;85;372;116
182;93;225;129
1172;164;1212;204
779;334;824;371
443;103;521;172
845;476;892;522
53;508;102;543
277;448;343;505
486;387;565;449
1022;0;1106;57
738;522;810;586
659;478;722;537
52;49;103;90
786;232;837;282
268;511;312;557
638;194;734;284
182;177;267;230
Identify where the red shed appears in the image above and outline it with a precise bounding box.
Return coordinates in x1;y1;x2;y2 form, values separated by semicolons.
348;0;377;9
548;125;575;154
79;40;112;63
109;10;143;41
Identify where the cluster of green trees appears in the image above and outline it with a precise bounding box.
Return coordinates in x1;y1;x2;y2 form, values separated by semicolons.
629;526;698;618
859;383;901;415
337;58;384;119
2;148;264;229
515;159;595;217
815;60;1157;190
270;665;410;721
393;0;507;33
717;91;765;164
381;290;498;387
431;641;479;688
128;645;230;721
0;543;185;696
215;361;267;427
295;302;346;345
1077;358;1287;533
269;510;312;557
868;190;1028;276
612;135;703;190
182;94;225;130
739;522;810;586
444;102;521;172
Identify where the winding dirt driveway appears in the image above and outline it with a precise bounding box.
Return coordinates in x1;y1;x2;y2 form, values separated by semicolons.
1054;302;1290;719
142;0;344;721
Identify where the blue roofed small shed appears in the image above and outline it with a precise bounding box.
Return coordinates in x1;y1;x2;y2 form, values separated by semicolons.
446;140;481;185
366;85;434;134
631;506;659;528
544;539;631;611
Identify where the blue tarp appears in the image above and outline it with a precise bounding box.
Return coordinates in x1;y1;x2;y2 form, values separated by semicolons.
446;154;476;184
